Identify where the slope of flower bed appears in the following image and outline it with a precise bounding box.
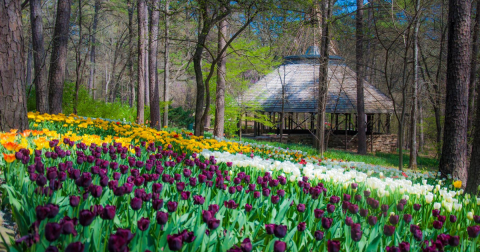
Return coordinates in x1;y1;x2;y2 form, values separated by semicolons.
0;131;479;251
0;113;479;251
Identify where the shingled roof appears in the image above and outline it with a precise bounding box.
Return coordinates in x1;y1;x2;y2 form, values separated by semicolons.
243;48;395;114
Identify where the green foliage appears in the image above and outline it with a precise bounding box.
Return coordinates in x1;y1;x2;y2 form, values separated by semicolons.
27;83;195;127
205;39;280;136
61;82;137;122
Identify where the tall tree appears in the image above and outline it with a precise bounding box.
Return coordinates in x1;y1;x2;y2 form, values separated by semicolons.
439;0;471;182
74;0;84;114
137;0;147;124
214;16;227;138
149;0;161;129
317;0;331;156
410;0;421;169
0;0;29;131
356;0;366;155
466;57;480;194
127;0;135;107
48;0;72;114
30;0;48;113
163;0;170;127
468;0;480;146
88;0;100;97
193;1;259;136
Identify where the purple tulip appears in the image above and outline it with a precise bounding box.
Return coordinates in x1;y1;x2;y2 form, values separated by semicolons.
101;205;116;220
449;235;459;246
343;194;351;201
90;185;103;198
274;225;287;238
351;223;362;242
297;204;306;213
245;204;252;212
265;224;275;234
137;217;150;231
193;195;205;205
314;230;324;241
239;238;252;252
152;183;163;193
327;240;340;252
108;228;135;252
271;195;280;204
167;201;178;212
438;215;446;223
450;215;457;223
45;222;62;242
60;216;78;236
389;215;399;225
208;204;219;214
65;242;84;252
381;204;389;212
297;222;306;232
273;241;286;252
207;218;220;230
176;182;185;191
181;191;191;200
410;225;423;241
262;188;271;197
327;204;335;213
396;203;404;212
330;195;340;204
45;246;59;252
432;209;440;217
253;191;261;198
383;225;395;236
314;209;325;219
360;208;369;217
130;197;143;210
36;206;50;221
403;214;412;223
79;210;96;226
156;211;168;225
433;220;443;230
354;194;362;201
348;204;359;214
224;200;238;209
322;217;333;229
467;226;480;238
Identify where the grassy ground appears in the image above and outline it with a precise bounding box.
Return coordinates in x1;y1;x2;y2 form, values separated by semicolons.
234;137;439;171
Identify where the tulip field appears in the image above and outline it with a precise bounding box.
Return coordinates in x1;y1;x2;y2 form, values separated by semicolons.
0;112;480;251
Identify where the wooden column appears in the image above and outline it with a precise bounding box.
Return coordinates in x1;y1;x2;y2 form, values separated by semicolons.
386;114;391;134
345;114;348;150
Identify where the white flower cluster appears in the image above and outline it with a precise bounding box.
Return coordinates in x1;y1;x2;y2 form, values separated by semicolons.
200;149;465;211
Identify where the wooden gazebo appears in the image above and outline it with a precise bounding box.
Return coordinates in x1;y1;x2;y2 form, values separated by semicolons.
243;47;397;152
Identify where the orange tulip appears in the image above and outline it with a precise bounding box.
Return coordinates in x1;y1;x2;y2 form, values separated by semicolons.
2;142;18;151
2;153;16;163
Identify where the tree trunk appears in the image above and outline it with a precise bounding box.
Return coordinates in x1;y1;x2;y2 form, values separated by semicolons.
149;0;160;129
317;0;331;156
30;0;48;113
439;0;471;183
163;0;170;127
468;0;480;150
74;0;83;114
137;0;147;125
88;0;100;97
48;0;72;114
144;2;149;107
127;0;135;108
214;16;227;138
419;95;424;152
409;0;420;169
26;43;32;88
356;0;367;155
466;60;480;194
0;0;29;131
193;27;209;136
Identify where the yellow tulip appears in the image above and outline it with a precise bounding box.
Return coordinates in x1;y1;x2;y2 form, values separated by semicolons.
453;180;462;189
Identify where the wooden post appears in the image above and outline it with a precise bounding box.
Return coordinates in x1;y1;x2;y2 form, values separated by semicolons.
311;113;315;130
345;114;348;150
335;114;339;130
386;114;391;134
